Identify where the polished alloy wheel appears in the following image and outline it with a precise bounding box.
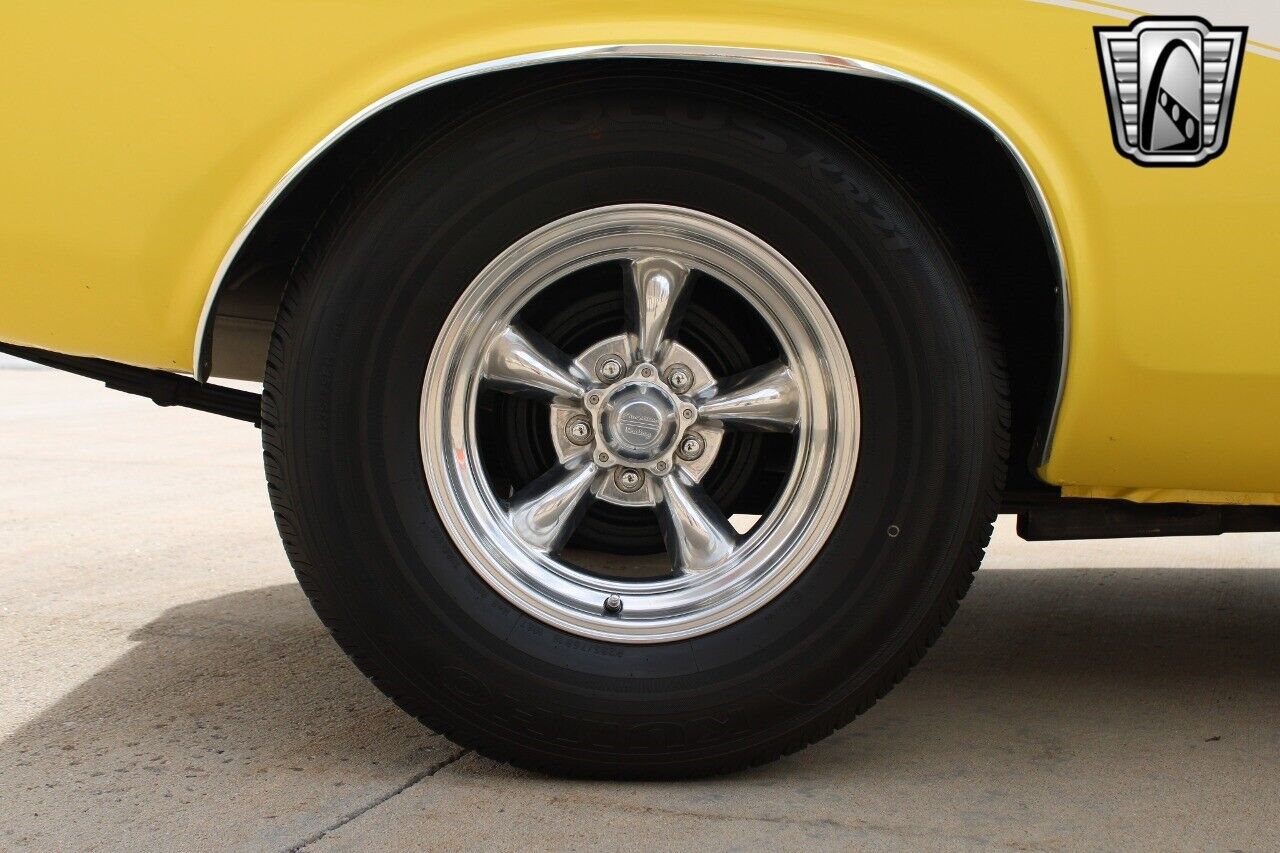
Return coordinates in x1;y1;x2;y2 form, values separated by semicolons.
422;205;859;642
267;86;1006;775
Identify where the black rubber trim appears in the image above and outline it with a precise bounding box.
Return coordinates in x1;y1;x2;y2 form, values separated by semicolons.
1015;499;1280;540
0;342;262;427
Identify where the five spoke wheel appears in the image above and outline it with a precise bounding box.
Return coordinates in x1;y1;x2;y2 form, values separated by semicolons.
423;205;858;642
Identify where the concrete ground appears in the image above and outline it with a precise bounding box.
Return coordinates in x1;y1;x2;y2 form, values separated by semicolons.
1;367;1277;851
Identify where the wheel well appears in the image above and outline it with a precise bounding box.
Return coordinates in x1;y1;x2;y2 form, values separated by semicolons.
206;59;1063;492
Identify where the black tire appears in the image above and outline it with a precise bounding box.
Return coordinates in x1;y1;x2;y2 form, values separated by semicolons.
262;79;1008;778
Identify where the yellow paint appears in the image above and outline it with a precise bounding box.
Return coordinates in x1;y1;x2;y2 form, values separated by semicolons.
1062;486;1280;506
0;2;1277;501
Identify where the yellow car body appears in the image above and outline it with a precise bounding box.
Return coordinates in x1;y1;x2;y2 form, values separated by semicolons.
1;0;1277;503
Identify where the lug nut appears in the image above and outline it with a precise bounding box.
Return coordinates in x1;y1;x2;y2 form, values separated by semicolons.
665;364;693;392
614;467;645;493
676;432;706;461
565;415;593;445
604;594;623;614
596;356;624;382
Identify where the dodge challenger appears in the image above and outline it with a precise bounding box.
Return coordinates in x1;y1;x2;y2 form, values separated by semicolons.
1;1;1276;776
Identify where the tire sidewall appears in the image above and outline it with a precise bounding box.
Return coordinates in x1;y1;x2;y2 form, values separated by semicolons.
270;83;998;769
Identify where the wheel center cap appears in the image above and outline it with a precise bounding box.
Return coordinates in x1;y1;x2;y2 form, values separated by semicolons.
599;381;680;462
617;400;663;446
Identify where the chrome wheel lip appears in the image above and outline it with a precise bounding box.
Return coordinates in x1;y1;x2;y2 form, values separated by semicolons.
422;205;859;643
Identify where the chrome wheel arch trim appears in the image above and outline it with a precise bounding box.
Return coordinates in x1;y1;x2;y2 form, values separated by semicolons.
194;42;1069;464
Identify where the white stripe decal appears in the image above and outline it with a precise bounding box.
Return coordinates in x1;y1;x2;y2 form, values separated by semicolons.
1028;0;1280;59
